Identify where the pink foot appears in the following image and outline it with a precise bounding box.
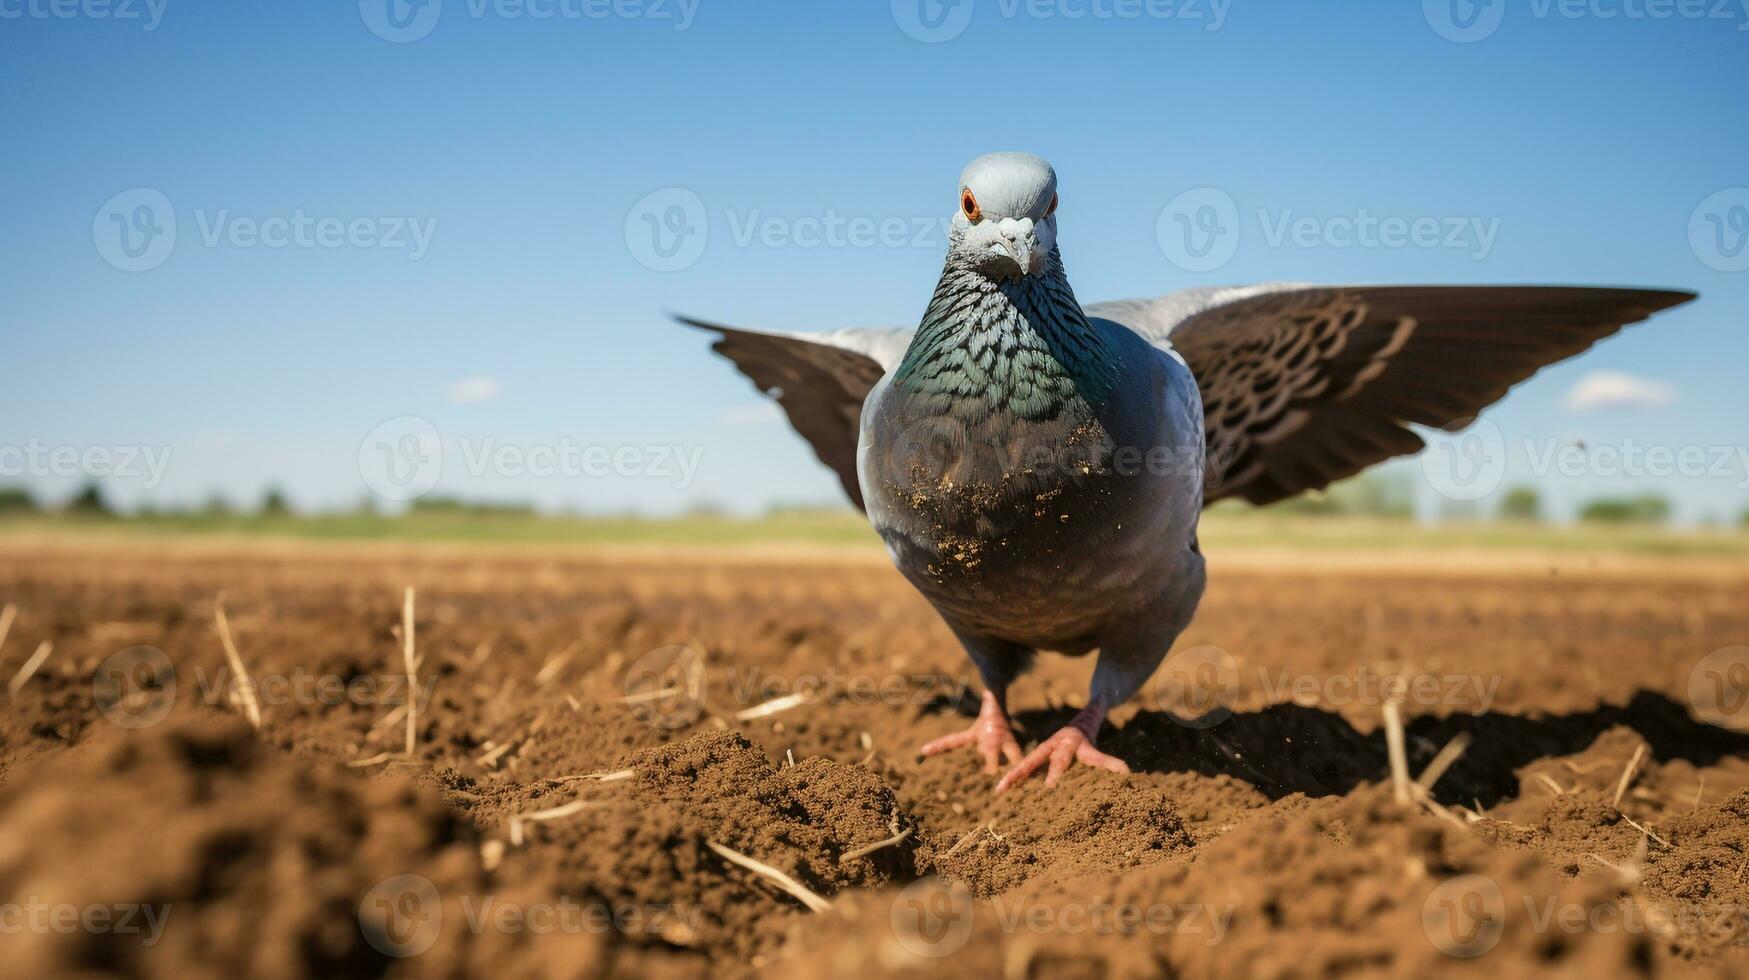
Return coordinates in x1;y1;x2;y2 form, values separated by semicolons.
994;702;1129;794
920;690;1024;775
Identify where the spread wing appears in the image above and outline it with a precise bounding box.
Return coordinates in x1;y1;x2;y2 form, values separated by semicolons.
678;316;911;510
683;285;1696;512
1095;285;1697;505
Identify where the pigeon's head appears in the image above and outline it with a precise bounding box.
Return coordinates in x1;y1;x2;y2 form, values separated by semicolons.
947;151;1058;282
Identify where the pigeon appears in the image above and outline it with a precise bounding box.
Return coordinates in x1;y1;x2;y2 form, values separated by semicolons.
681;151;1696;793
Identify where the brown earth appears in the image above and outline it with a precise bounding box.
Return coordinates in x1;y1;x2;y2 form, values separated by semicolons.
1;541;1747;978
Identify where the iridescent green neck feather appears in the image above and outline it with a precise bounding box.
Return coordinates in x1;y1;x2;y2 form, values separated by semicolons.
892;250;1116;420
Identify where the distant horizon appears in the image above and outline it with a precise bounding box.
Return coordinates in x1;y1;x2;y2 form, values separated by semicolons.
8;465;1746;529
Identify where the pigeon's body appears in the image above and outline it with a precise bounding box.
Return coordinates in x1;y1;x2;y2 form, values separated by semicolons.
681;152;1697;792
857;249;1206;698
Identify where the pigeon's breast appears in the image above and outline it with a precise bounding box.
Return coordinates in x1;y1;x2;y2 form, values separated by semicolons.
858;390;1189;650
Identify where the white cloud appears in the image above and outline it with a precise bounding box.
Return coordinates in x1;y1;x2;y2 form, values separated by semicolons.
716;402;783;426
446;375;501;405
1561;370;1674;413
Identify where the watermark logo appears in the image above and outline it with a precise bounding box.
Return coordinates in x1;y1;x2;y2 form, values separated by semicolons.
1148;656;1501;724
626;187;708;272
1157;187;1239;273
358;416;445;502
1690;188;1749;273
1424;872;1749;957
885;415;970;489
94;189;435;268
1689;646;1749;733
360;874;443;958
1422;874;1506;958
356;419;708;502
94;188;176;272
1423;0;1505;42
1158;190;1501;271
93;646;177;730
623;644;706;729
1153;644;1240;729
624;190;962;270
1418;417;1507;501
890;876;975;958
359;0;443;42
892;0;975;41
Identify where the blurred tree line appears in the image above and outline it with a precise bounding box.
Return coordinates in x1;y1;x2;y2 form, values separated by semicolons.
0;478;1729;527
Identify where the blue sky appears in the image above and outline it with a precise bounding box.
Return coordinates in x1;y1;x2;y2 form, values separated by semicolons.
3;0;1746;522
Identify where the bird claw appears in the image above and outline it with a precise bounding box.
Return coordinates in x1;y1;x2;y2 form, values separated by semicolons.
994;724;1129;795
919;690;1023;775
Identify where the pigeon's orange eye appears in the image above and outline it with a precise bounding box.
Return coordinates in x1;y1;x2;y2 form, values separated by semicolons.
1045;192;1057;217
961;188;981;222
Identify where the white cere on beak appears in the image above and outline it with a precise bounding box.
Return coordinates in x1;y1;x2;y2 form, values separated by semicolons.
993;217;1036;273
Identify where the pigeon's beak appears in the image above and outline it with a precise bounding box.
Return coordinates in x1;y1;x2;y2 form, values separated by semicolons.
987;218;1039;277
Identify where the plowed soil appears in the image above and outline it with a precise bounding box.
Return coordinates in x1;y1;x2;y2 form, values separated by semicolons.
2;541;1747;978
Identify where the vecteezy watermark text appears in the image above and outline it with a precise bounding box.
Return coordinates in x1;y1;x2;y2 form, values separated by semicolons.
358;874;697;957
724;665;974;711
1157;188;1501;272
358;0;699;43
889;877;1235;958
0;0;168;30
1425;0;1749;43
623;187;957;272
1423;873;1749;959
93;646;445;730
357;416;705;502
94;188;437;272
1419;417;1749;502
1151;646;1501;729
192;209;437;260
891;0;1231;43
0;439;172;489
0;898;171;946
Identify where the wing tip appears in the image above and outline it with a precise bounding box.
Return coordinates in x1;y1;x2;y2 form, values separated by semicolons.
671;312;728;334
1642;288;1699;312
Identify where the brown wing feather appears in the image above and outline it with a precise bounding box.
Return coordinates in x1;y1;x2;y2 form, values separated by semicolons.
679;316;887;509
1169;286;1697;506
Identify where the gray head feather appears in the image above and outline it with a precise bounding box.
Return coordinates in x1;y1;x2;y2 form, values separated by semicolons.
949;152;1060;280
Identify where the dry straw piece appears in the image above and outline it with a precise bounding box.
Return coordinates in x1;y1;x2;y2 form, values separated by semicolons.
213;594;263;728
1612;745;1646;808
347;751;395;768
551;768;635;784
1382;702;1410;805
1414;733;1472;794
706;840;832;913
840;826;913;863
1617;812;1671;849
401;587;417;757
534;648;576;686
507;797;601;846
943;827;979;859
0;603;16;657
735;691;810;722
7;641;54;697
